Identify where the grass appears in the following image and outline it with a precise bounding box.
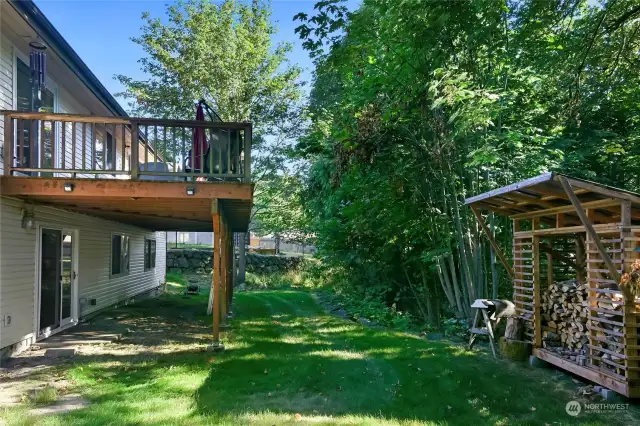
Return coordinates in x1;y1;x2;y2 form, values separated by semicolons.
245;268;321;291
165;271;187;286
27;386;58;405
2;282;638;425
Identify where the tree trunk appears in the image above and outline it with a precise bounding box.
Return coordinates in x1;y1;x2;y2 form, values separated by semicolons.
232;233;237;287
403;265;429;323
238;232;247;284
447;253;470;317
490;212;499;299
451;182;475;306
436;259;455;309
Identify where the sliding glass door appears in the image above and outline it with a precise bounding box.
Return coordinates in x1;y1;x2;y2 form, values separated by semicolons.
39;228;76;334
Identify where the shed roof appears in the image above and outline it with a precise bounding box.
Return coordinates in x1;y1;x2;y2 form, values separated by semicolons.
464;172;640;222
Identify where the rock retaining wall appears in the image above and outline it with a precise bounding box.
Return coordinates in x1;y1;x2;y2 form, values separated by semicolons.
166;249;304;275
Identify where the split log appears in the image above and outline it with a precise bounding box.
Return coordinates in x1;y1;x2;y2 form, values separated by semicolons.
505;317;524;341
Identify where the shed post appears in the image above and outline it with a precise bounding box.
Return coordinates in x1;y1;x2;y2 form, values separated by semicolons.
621;201;639;385
532;218;541;347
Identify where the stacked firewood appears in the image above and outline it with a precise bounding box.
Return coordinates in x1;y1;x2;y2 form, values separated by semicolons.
541;278;630;372
621;259;640;298
591;288;626;373
541;279;589;363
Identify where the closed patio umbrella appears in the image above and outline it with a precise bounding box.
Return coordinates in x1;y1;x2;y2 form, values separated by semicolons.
192;103;209;171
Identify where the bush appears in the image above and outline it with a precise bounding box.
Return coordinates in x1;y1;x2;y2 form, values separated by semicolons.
245;260;328;290
320;290;420;331
442;318;469;339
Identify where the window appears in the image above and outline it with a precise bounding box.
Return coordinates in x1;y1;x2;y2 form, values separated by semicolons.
95;127;114;171
144;239;156;271
111;234;130;277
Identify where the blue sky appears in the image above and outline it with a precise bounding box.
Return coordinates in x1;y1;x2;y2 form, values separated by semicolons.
35;0;360;110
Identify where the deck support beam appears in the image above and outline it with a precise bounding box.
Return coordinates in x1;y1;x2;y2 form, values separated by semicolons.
210;199;223;348
471;206;515;279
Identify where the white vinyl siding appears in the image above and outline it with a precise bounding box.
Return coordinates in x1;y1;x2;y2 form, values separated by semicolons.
0;23;169;355
0;197;167;350
155;233;167;284
0;40;13;176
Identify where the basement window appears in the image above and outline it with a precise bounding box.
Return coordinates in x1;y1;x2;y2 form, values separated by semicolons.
111;234;130;277
144;239;156;271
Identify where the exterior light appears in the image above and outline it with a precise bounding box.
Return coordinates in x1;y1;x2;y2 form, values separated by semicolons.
64;182;75;192
186;186;195;196
21;208;35;229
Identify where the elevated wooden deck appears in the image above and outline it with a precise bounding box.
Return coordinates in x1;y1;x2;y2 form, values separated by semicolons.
0;176;253;231
1;110;253;232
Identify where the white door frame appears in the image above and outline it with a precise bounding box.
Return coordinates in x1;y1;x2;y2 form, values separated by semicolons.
35;223;79;339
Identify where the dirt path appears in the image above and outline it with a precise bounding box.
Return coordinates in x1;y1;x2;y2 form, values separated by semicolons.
0;274;211;413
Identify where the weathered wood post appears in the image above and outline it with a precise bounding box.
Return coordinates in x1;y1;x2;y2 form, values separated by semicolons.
209;199;224;351
238;232;247;284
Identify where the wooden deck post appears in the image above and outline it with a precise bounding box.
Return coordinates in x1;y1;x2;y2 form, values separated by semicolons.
227;222;233;313
211;199;221;345
244;125;252;182
130;120;139;180
3;114;14;175
220;212;228;325
231;232;236;312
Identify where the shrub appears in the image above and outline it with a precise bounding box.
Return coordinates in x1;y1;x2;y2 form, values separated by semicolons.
244;260;328;290
442;318;469;339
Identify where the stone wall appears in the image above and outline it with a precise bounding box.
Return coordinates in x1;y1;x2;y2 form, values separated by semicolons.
166;249;304;275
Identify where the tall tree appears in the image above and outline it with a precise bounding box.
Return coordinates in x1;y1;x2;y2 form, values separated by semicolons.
293;0;640;323
116;0;307;248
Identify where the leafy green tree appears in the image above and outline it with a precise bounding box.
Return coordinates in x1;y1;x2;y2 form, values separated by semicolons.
294;0;640;324
116;0;306;239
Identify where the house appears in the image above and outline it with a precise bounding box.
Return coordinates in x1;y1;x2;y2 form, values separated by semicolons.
167;231;215;247
0;0;252;358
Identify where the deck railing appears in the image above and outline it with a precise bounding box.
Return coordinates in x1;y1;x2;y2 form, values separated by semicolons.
2;111;251;182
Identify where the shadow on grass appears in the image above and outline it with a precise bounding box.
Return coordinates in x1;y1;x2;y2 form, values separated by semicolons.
189;291;634;425
10;288;637;425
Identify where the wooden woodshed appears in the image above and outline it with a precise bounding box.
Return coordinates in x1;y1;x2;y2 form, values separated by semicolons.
465;172;640;397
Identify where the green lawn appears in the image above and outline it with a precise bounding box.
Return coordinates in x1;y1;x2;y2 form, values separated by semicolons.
3;287;638;425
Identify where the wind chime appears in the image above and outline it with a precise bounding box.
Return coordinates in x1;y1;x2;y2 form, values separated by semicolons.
27;40;47;169
29;40;47;112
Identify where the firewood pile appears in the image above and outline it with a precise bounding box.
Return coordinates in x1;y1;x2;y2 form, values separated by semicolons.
621;259;640;298
590;291;625;374
541;279;589;365
541;277;636;374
